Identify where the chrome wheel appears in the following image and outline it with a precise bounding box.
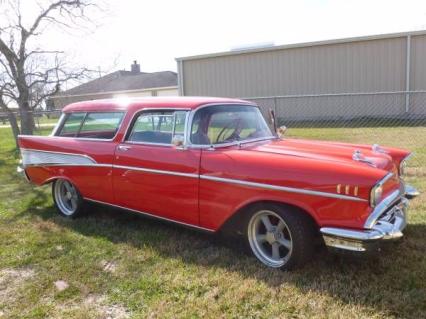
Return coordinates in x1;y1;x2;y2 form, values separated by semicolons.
54;180;79;216
248;210;293;268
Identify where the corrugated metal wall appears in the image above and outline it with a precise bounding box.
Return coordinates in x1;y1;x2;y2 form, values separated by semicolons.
179;32;426;119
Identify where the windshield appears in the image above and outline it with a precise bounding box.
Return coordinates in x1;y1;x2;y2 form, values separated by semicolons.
190;104;273;145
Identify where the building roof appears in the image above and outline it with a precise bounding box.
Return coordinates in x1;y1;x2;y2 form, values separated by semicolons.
61;70;177;97
176;29;426;61
62;96;254;113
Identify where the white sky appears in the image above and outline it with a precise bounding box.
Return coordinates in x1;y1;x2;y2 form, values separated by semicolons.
24;0;426;79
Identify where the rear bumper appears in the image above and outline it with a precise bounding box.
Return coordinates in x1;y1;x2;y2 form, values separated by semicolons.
320;184;418;252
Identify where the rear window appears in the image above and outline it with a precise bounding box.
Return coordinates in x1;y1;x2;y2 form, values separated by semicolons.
58;112;124;139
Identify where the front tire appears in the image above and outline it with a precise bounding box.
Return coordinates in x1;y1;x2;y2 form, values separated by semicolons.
245;204;314;270
52;179;84;218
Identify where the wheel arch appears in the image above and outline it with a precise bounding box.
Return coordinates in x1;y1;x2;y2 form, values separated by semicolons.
218;198;320;236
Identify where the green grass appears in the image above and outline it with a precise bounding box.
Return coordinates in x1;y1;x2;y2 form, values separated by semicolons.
0;126;425;318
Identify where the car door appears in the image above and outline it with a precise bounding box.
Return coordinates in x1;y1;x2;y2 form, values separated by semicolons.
112;109;201;226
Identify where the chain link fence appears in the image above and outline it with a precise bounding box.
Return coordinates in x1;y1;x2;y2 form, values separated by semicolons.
2;96;425;176
247;91;426;177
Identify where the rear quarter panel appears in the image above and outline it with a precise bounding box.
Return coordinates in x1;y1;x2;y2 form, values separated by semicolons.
18;135;116;203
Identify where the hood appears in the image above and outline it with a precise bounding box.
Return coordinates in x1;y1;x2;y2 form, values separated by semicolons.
242;138;395;172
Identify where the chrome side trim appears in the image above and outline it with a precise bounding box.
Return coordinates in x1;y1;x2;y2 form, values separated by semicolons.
24;163;112;168
200;175;367;202
20;148;97;163
20;148;368;202
21;149;97;167
84;197;215;232
113;164;198;179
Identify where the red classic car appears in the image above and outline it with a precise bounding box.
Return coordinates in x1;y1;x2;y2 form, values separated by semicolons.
17;97;419;269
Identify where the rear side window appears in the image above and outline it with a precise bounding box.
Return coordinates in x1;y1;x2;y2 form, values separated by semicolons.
58;112;124;139
127;111;187;145
58;112;85;137
79;112;123;139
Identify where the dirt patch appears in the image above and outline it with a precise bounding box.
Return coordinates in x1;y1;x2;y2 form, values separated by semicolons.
84;294;130;319
0;268;35;302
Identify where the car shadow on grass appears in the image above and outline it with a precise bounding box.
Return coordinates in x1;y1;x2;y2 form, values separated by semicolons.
24;198;426;319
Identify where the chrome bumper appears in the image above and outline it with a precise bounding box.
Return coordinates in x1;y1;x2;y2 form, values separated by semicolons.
320;184;419;252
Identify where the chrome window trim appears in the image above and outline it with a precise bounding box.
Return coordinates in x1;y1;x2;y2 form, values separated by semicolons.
122;108;192;145
55;111;125;142
50;113;66;136
84;197;215;232
184;102;276;149
200;175;367;202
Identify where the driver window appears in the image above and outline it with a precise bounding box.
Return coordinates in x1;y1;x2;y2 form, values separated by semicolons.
128;110;187;145
191;104;271;145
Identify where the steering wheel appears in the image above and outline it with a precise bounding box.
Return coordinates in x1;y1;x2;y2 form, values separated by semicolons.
216;119;241;143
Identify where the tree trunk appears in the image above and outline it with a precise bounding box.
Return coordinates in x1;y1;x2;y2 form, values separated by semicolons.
6;111;21;148
19;105;34;135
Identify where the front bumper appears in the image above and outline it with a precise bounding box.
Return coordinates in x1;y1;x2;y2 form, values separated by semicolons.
320;184;418;252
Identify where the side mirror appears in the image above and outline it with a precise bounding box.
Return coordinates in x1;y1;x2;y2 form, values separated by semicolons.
277;126;287;138
172;135;185;148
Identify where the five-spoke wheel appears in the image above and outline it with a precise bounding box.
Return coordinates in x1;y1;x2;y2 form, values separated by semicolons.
245;204;314;270
52;179;84;218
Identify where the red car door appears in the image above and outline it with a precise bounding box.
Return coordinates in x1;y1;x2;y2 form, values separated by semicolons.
112;109;201;226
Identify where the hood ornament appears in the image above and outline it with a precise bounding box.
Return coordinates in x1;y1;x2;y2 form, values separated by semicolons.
372;144;388;154
353;150;376;167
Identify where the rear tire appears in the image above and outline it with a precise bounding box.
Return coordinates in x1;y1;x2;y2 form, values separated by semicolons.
244;203;314;270
52;179;85;218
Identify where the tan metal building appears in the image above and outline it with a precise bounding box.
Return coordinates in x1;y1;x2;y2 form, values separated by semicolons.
176;31;426;121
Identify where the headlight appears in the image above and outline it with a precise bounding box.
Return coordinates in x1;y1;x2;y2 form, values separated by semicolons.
370;184;383;207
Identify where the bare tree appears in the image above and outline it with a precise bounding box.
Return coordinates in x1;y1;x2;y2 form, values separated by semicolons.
0;0;99;146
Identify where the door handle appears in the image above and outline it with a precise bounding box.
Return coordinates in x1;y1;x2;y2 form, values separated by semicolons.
118;145;131;151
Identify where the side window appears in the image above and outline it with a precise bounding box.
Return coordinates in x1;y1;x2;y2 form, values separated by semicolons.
58;112;86;137
57;112;124;139
78;112;123;139
127;110;187;145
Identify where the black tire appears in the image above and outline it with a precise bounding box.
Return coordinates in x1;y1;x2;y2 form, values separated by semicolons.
52;179;85;218
243;203;314;270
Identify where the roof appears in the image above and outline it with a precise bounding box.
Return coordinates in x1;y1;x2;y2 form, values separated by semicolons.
176;29;426;62
62;96;254;113
60;70;177;96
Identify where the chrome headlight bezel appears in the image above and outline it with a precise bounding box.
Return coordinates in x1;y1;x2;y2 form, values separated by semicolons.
399;159;407;176
370;184;383;207
399;153;412;177
370;173;394;207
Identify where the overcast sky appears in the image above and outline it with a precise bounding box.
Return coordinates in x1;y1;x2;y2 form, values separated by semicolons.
26;0;426;79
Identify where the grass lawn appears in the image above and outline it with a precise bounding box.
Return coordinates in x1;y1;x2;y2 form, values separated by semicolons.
0;125;425;318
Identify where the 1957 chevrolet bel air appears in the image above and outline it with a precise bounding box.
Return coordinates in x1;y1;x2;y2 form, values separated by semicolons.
17;97;419;269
